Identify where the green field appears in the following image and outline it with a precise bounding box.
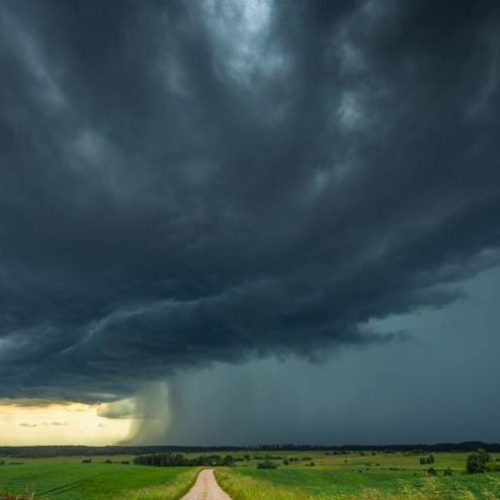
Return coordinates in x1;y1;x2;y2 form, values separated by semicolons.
1;451;499;499
0;457;199;499
217;451;500;499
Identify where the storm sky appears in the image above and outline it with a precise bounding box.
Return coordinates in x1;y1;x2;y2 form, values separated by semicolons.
0;0;500;445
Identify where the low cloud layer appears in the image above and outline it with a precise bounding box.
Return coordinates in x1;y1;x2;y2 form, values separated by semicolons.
0;0;499;404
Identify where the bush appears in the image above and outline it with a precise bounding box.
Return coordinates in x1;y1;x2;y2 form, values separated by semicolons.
466;449;491;474
427;467;437;476
419;454;435;465
444;467;453;476
257;460;278;470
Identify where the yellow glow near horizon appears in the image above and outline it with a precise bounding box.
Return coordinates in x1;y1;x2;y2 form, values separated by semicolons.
0;400;134;446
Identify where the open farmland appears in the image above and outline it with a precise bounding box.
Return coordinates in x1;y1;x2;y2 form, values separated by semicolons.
217;450;500;499
1;449;499;499
0;457;198;499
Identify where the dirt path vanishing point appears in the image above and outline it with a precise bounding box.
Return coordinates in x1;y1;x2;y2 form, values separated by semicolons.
180;469;232;500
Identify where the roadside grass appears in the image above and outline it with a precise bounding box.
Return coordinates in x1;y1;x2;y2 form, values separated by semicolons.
117;467;200;499
216;468;308;500
216;467;500;499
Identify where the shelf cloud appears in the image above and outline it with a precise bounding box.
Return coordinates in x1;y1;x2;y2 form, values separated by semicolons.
0;0;499;407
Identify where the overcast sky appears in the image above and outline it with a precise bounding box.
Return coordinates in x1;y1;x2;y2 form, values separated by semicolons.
0;0;499;445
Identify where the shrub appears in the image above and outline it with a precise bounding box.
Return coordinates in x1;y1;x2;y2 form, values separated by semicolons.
419;454;435;465
257;460;278;470
427;467;437;476
444;467;453;476
466;449;491;474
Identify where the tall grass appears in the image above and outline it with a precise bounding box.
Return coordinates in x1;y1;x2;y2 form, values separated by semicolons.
114;468;200;500
216;468;308;500
215;468;500;499
0;494;35;500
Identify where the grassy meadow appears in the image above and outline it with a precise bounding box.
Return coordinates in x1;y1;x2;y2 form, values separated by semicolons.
216;451;500;499
0;450;499;499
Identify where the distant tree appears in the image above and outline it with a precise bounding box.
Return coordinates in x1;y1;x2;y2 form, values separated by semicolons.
466;449;491;474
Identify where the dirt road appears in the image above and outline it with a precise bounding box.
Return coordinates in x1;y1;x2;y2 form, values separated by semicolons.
180;469;232;500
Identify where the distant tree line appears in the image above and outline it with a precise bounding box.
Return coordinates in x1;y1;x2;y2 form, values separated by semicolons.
256;442;500;453
133;453;236;467
2;441;500;458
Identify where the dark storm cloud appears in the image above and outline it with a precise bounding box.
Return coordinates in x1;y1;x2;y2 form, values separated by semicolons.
0;0;499;402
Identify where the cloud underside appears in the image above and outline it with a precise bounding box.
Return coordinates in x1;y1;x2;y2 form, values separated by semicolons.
0;0;499;402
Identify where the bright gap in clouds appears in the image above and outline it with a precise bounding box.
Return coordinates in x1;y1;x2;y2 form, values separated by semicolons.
0;400;133;446
0;381;173;446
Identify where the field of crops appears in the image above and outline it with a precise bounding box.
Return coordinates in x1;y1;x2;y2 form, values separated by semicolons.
1;450;499;499
0;457;198;499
